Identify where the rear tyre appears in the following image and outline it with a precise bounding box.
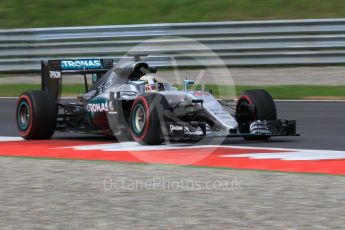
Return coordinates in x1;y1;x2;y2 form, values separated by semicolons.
236;89;277;140
130;94;169;145
16;91;57;140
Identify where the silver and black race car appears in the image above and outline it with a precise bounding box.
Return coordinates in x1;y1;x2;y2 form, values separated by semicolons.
16;56;297;145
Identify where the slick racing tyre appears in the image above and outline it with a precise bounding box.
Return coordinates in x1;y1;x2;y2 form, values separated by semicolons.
16;90;57;140
130;93;169;145
236;89;277;140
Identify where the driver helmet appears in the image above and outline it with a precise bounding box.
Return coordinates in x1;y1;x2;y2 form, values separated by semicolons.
140;75;158;92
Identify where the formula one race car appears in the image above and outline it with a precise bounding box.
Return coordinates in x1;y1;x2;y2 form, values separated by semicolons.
16;56;297;145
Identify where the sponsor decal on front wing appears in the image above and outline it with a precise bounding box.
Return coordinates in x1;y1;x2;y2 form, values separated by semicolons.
170;124;184;132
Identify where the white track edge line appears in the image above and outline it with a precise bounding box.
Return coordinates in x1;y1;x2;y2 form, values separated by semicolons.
0;136;341;154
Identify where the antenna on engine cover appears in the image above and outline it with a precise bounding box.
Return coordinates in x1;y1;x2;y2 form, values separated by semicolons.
127;52;149;62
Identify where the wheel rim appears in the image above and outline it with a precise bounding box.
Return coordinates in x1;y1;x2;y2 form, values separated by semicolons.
237;97;256;122
17;101;30;130
132;104;146;134
236;96;257;134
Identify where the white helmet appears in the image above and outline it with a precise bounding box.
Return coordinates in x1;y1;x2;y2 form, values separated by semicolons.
140;75;158;92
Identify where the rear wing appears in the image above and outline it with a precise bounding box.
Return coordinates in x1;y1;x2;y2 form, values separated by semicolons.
41;59;113;100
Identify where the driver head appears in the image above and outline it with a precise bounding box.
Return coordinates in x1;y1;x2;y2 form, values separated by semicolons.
140;75;158;92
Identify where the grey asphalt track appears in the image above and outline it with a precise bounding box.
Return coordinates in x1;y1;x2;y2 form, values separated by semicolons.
0;98;344;230
1;98;344;150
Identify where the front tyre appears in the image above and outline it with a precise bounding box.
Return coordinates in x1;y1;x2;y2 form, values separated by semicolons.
130;94;169;145
16;91;57;140
236;89;277;140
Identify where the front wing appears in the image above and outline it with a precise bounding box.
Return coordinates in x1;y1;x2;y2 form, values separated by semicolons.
164;120;298;140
